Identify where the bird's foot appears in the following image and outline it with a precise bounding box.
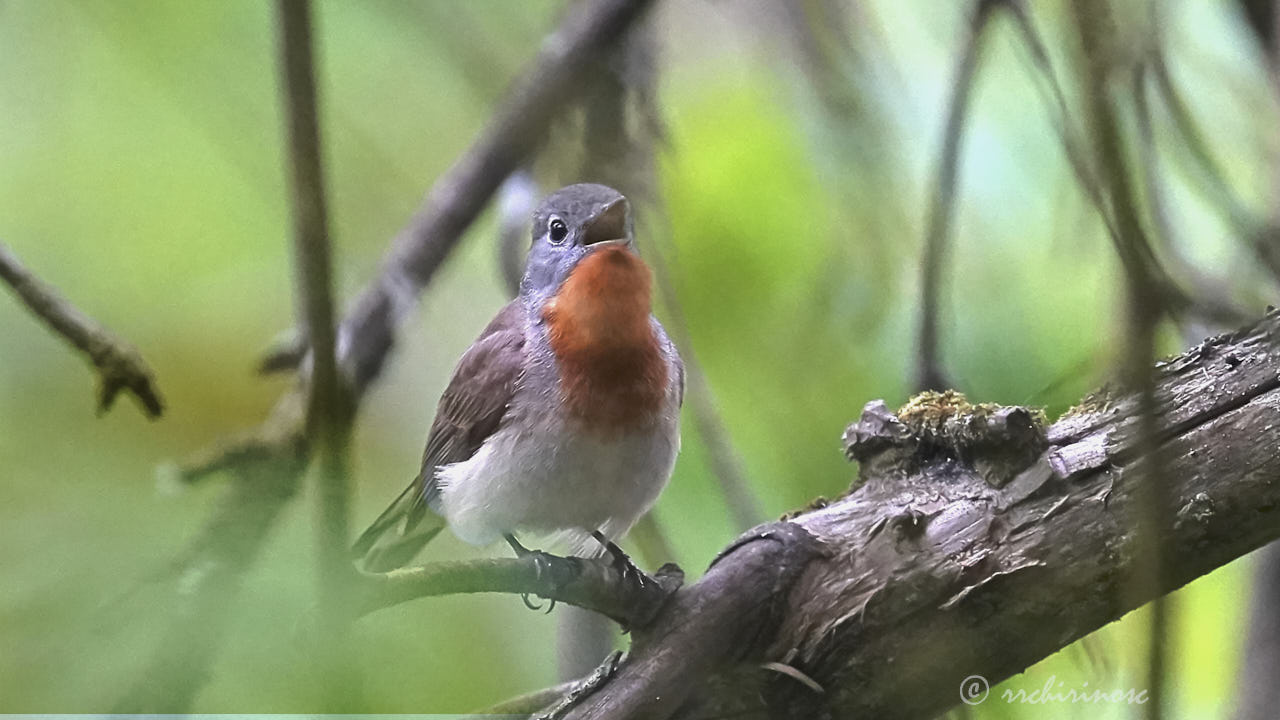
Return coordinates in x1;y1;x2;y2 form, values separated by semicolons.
591;530;648;589
506;533;558;613
518;592;547;612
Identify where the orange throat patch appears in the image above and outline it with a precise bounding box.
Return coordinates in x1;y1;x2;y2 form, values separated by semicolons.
542;247;668;434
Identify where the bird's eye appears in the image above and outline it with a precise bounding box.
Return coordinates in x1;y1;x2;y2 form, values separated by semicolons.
549;217;568;244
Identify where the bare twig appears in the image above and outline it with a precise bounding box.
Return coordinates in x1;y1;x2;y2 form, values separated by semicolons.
536;651;623;720
1004;0;1118;239
275;0;360;708
1134;62;1255;332
1069;3;1170;718
573;23;655;197
1009;0;1240;330
1147;33;1280;287
772;0;916;349
0;240;164;418
1148;48;1256;237
915;0;1000;392
776;0;863;122
277;0;352;581
683;364;764;529
558;606;616;685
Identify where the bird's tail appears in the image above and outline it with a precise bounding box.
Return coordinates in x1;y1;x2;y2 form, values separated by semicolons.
351;480;445;572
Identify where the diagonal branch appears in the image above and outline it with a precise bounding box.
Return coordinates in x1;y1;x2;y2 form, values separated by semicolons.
1142;3;1276;292
1147;46;1256;238
1004;0;1118;239
0;240;164;418
1133;63;1257;325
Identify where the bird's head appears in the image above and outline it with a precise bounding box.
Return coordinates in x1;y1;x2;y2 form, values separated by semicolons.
520;183;635;305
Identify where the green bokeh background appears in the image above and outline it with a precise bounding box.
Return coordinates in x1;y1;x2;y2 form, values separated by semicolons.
0;0;1274;715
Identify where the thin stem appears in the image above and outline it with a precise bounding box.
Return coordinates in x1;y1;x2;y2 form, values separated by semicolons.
1068;3;1170;718
916;0;999;392
275;0;359;708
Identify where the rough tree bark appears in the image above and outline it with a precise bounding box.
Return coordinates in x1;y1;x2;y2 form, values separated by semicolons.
475;309;1280;720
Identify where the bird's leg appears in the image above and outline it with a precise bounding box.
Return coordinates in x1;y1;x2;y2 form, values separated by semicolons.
505;533;557;613
591;530;647;587
505;532;535;557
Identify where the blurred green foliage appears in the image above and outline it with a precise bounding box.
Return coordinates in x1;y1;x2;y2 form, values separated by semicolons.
0;0;1275;715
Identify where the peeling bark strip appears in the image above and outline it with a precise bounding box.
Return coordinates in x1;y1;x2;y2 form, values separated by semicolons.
544;311;1280;720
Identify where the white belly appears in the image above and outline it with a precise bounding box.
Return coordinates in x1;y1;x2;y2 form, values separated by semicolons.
435;416;679;554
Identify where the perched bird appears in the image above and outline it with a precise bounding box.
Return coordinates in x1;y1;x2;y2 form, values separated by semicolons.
353;183;683;574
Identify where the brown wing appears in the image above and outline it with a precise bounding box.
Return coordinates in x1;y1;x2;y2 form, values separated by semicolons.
352;301;526;571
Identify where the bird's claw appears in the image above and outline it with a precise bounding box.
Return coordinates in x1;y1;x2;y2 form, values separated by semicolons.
591;530;650;588
530;553;559;612
506;533;561;614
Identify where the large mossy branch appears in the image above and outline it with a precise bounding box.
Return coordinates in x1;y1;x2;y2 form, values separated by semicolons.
518;310;1280;720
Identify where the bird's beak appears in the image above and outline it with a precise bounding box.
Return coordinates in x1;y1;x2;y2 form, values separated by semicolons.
582;198;630;247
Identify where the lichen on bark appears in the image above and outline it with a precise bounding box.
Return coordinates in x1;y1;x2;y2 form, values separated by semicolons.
843;390;1048;489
